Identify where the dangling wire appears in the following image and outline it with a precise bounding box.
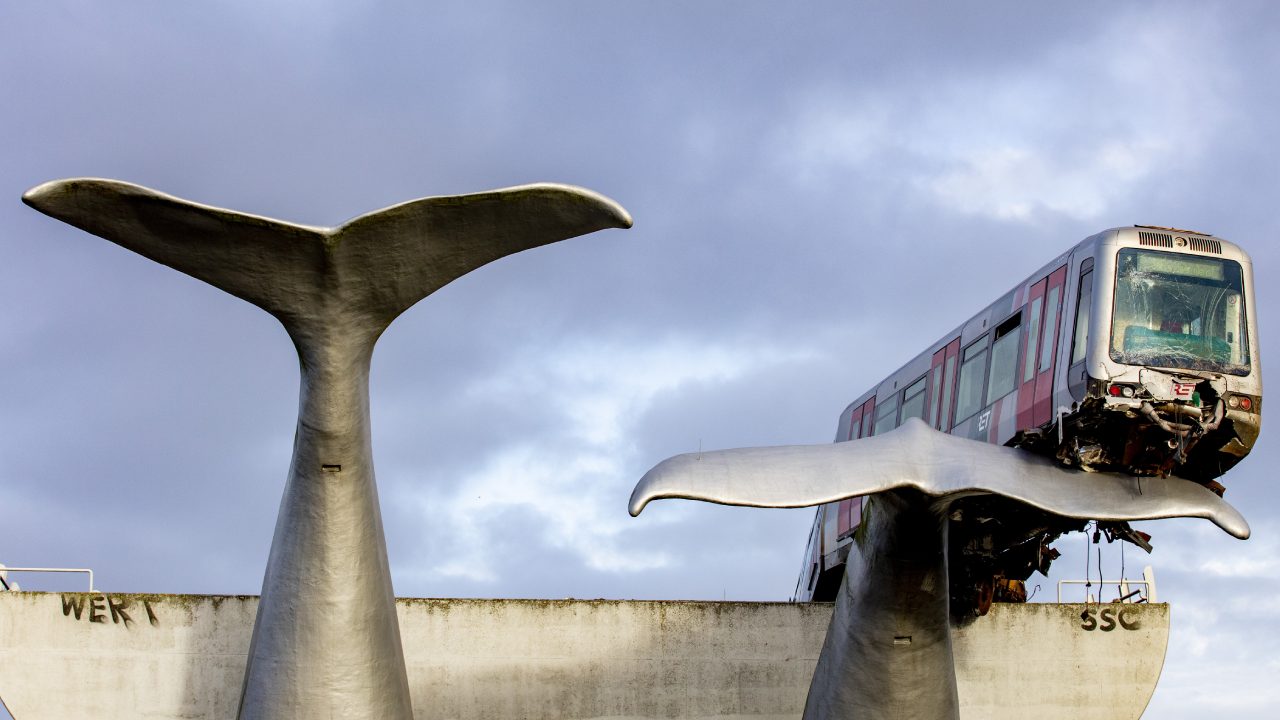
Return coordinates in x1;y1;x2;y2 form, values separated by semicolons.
1097;545;1104;603
1091;521;1104;602
1119;539;1127;601
1084;522;1092;604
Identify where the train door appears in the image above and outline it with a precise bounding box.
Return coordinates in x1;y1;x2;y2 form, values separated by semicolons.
1016;278;1048;429
838;398;875;536
836;497;862;541
836;404;868;539
1067;258;1096;400
929;339;960;432
845;405;864;441
1033;266;1067;426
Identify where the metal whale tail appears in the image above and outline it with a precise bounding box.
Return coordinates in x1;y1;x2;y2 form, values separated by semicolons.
23;177;632;338
25;176;631;720
630;417;1249;538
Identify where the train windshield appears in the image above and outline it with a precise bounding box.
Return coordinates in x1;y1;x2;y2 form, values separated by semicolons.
1110;248;1250;375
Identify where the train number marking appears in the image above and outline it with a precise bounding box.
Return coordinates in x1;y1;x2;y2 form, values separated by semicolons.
977;409;992;433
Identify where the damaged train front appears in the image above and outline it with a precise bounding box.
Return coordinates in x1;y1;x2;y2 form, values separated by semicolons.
1060;239;1261;492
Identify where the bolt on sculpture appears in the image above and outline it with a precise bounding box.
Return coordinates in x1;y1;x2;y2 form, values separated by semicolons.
24;178;631;719
631;417;1248;720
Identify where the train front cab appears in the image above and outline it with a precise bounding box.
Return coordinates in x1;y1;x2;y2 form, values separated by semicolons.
1057;227;1261;487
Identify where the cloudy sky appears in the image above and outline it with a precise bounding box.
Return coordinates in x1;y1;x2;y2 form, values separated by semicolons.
3;1;1278;717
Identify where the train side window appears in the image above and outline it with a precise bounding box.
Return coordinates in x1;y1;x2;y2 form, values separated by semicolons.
872;394;899;435
848;417;862;440
900;375;928;424
1071;268;1094;365
1023;295;1043;383
987;313;1021;401
954;336;989;422
1039;285;1061;373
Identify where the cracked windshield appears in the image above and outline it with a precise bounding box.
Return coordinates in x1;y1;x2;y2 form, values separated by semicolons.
1110;248;1250;375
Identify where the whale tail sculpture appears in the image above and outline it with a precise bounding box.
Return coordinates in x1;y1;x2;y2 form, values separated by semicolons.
23;178;632;342
25;178;631;720
631;417;1248;720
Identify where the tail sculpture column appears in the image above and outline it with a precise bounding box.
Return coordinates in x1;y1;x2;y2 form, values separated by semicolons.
630;418;1249;719
804;489;958;719
24;178;631;719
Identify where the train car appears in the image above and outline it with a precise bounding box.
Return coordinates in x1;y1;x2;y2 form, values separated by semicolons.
795;226;1261;607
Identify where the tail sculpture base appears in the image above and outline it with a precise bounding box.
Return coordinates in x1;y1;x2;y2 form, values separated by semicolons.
24;178;631;719
805;490;957;720
238;339;411;717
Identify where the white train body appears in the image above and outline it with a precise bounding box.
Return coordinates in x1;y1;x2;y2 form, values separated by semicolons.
797;226;1261;603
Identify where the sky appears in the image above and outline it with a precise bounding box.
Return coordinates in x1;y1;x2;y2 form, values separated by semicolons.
2;1;1279;717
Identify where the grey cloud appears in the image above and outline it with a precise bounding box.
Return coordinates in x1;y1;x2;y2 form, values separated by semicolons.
4;1;1280;714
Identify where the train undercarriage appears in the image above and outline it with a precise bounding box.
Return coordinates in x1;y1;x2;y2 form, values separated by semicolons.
950;368;1259;620
1012;369;1260;493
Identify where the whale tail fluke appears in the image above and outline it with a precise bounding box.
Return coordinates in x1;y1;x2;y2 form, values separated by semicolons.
332;182;633;323
630;417;1249;539
23;178;633;334
23;178;329;325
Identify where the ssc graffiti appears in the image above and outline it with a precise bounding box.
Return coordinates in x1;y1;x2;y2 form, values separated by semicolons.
1079;606;1141;632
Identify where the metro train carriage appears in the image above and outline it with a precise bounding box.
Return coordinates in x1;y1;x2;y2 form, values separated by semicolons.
796;226;1261;610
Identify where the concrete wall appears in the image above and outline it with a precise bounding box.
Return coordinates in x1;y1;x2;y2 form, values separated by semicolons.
0;593;1167;719
953;602;1168;718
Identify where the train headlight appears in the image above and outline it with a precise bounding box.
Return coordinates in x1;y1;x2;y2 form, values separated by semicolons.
1227;395;1253;411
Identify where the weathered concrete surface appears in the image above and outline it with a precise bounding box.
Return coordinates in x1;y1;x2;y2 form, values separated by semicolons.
953;602;1168;718
0;593;1167;719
